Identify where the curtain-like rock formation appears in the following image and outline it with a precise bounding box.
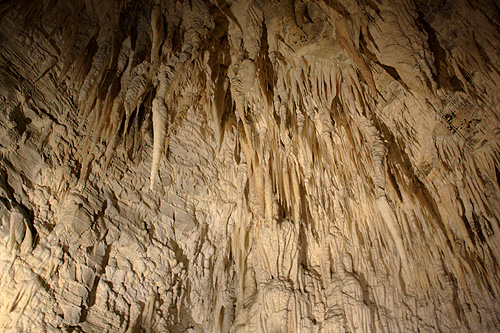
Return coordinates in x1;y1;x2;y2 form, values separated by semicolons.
0;0;500;331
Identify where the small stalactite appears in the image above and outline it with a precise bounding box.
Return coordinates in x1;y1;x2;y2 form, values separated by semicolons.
150;1;163;66
264;161;274;228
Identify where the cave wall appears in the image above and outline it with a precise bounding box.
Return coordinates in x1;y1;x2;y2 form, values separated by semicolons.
0;0;500;331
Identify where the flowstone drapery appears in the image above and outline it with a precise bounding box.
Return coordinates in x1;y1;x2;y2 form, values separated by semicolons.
0;0;500;331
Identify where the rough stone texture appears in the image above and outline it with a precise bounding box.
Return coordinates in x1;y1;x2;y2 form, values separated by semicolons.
0;0;500;331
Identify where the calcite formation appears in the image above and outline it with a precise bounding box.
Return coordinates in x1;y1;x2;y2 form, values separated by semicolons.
0;0;500;331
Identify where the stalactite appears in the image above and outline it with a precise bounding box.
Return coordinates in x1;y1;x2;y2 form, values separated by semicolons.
230;59;257;147
333;15;377;96
290;163;301;226
150;97;169;190
78;41;111;111
253;161;265;225
150;1;163;66
264;162;274;228
123;65;149;131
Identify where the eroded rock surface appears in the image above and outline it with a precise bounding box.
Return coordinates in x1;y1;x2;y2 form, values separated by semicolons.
0;0;500;331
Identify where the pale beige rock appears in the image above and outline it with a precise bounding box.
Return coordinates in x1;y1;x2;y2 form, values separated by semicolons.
0;0;499;331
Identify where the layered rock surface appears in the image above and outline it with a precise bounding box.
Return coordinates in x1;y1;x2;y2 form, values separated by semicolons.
0;0;500;331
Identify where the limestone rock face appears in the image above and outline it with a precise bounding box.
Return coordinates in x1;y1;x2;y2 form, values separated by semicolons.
0;0;500;331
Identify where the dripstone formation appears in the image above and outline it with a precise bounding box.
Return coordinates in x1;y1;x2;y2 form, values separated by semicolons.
0;0;500;331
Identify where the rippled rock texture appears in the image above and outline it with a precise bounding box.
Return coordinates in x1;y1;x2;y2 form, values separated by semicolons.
0;0;500;331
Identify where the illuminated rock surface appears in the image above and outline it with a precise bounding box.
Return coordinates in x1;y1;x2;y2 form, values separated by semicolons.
0;0;500;331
